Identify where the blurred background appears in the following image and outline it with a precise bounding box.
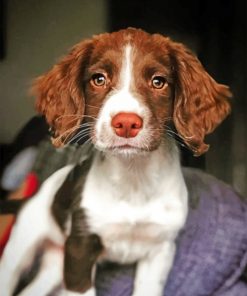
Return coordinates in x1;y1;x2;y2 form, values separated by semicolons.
0;0;246;195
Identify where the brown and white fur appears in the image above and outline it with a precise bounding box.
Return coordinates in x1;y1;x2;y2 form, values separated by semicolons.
0;28;231;296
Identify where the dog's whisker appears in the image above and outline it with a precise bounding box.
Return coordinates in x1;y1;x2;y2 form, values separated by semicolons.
70;129;92;141
55;123;92;145
160;117;173;123
81;115;98;121
85;104;101;109
64;127;85;143
74;133;93;145
67;130;91;144
55;114;82;119
52;128;78;146
56;114;98;123
67;126;93;143
166;132;189;150
55;114;84;125
78;122;95;127
55;122;94;141
83;137;93;146
56;125;81;141
164;126;187;140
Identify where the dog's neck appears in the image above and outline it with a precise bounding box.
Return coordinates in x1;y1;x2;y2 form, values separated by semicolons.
91;139;185;203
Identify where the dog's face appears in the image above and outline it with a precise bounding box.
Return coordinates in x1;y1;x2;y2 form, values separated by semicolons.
33;28;231;156
83;32;174;154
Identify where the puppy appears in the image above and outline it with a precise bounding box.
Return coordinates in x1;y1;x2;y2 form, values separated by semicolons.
0;28;231;296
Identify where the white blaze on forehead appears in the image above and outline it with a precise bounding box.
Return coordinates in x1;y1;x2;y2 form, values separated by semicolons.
97;44;146;116
101;44;143;114
120;44;132;91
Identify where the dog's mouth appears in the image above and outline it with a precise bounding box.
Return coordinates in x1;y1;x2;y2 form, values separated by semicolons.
106;144;150;157
111;144;137;149
109;144;147;152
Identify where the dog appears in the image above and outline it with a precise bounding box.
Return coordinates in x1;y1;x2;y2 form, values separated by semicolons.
0;28;231;296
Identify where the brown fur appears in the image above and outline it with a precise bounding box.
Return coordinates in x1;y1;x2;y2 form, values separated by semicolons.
165;38;232;155
33;39;94;147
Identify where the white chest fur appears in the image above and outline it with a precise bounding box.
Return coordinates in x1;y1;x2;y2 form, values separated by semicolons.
81;144;188;264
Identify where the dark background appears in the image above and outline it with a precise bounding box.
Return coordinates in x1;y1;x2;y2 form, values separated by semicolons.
0;0;6;59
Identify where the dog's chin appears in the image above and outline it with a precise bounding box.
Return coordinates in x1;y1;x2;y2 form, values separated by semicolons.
95;141;160;158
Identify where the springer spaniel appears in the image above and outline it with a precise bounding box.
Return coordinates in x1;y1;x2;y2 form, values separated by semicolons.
0;28;231;296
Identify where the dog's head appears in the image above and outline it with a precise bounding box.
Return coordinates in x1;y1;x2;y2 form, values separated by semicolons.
33;28;231;156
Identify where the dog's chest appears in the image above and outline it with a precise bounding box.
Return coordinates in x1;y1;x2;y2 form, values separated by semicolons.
82;182;167;263
80;154;186;264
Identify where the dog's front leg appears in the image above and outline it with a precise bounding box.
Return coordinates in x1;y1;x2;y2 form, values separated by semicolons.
132;242;176;296
64;209;104;296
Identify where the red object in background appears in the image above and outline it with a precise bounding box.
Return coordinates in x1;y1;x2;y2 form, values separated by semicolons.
0;172;39;256
24;172;39;198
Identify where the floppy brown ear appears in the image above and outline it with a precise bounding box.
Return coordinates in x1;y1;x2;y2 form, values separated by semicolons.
32;39;93;147
170;41;232;156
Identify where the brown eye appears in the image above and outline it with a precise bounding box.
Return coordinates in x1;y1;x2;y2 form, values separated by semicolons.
151;76;167;89
91;73;106;87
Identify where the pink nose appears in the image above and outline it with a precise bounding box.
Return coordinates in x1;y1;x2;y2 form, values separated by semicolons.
111;112;143;138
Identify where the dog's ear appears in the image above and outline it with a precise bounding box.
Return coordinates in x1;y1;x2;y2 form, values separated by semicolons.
32;39;93;147
169;41;232;156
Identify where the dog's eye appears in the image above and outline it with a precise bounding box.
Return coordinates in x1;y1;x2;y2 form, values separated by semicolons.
151;76;167;89
91;73;107;87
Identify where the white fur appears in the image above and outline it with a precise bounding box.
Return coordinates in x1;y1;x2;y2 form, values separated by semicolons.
0;44;188;296
121;44;132;91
